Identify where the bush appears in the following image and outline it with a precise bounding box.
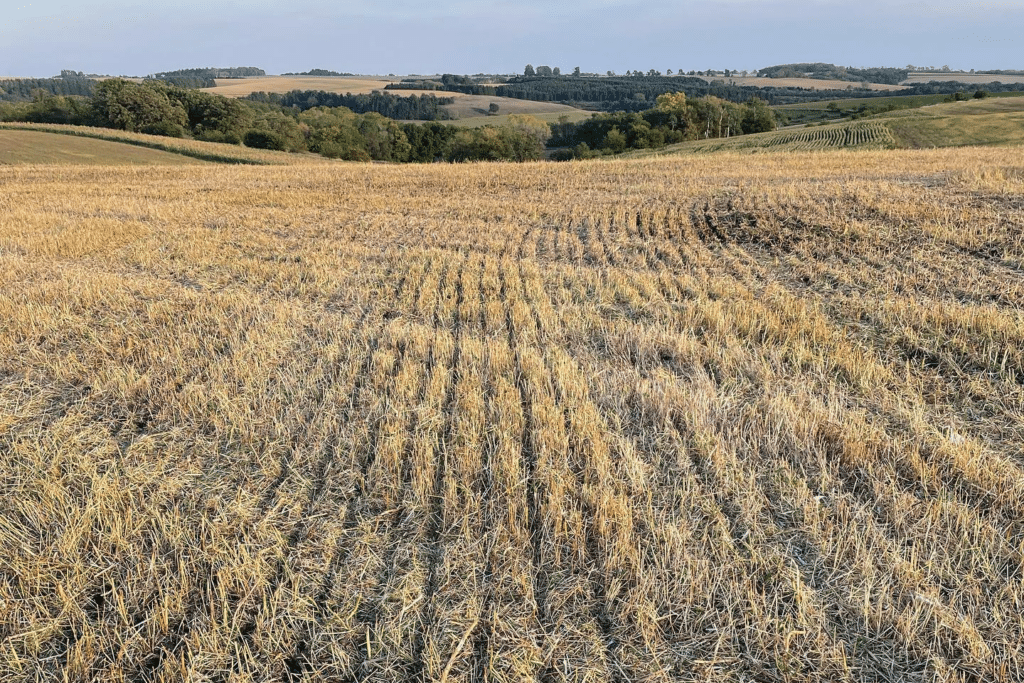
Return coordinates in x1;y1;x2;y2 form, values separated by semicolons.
243;129;287;150
141;120;187;138
197;130;242;145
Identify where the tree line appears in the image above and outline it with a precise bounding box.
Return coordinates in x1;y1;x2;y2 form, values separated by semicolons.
549;93;777;159
0;78;96;101
243;90;455;120
152;67;265;79
757;63;909;85
409;74;1024;111
281;69;356;76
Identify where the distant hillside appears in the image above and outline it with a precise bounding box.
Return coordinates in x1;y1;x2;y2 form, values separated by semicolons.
0;128;207;165
152;67;265;79
630;97;1024;157
757;63;909;85
282;69;356;77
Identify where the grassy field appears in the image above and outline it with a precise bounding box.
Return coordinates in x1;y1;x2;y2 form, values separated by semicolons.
2;147;1024;682
442;110;594;128
883;97;1024;148
0;130;207;166
0;123;326;165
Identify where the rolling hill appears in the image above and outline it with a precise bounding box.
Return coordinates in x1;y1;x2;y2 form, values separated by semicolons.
632;97;1024;157
0;129;208;166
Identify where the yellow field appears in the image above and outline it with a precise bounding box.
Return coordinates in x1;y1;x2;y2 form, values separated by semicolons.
202;77;398;97
0;130;206;166
2;148;1024;682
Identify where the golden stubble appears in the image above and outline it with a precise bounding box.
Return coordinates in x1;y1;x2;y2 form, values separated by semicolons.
1;146;1023;682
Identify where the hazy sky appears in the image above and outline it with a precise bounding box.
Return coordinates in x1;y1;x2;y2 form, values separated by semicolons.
2;0;1021;77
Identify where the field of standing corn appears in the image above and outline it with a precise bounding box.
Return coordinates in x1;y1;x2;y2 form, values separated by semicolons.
1;148;1023;682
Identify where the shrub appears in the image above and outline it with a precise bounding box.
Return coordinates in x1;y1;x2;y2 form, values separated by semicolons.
243;129;287;150
141;120;187;138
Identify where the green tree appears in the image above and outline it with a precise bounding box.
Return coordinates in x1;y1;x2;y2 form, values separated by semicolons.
91;79;188;133
741;98;776;134
603;126;627;152
524;64;535;77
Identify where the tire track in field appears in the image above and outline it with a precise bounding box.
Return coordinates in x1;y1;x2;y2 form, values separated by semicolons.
515;256;628;682
212;256;413;682
408;248;468;682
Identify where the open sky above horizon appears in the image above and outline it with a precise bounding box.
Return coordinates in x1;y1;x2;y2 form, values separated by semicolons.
2;0;1021;78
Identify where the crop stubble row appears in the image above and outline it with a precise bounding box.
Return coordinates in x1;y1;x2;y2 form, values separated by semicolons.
1;148;1023;682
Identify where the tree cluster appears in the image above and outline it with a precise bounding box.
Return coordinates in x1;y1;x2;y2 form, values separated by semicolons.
147;76;218;89
281;69;356;76
549;93;776;159
421;73;1024;111
0;78;95;102
0;78;551;164
419;75;869;110
151;67;265;79
244;90;455;120
757;63;909;85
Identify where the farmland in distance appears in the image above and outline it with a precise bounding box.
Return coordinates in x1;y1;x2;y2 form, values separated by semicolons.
2;148;1024;682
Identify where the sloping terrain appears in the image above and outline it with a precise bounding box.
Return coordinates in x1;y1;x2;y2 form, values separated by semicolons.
0;123;329;165
2;149;1023;682
642;97;1024;156
0;129;207;166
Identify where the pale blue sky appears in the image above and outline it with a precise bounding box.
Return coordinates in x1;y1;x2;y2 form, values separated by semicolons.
1;0;1021;77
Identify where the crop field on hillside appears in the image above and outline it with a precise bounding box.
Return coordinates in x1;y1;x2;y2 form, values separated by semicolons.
0;130;204;166
202;77;398;97
2;147;1024;682
0;124;326;165
631;121;897;157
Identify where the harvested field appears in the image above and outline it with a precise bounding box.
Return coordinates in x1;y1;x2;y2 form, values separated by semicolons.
0;130;205;166
634;121;897;156
202;77;398;97
0;123;330;165
2;147;1024;682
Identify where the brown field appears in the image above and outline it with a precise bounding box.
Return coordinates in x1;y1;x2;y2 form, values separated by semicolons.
2;147;1024;682
202;76;399;97
902;72;1024;85
0;130;206;166
698;76;906;91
